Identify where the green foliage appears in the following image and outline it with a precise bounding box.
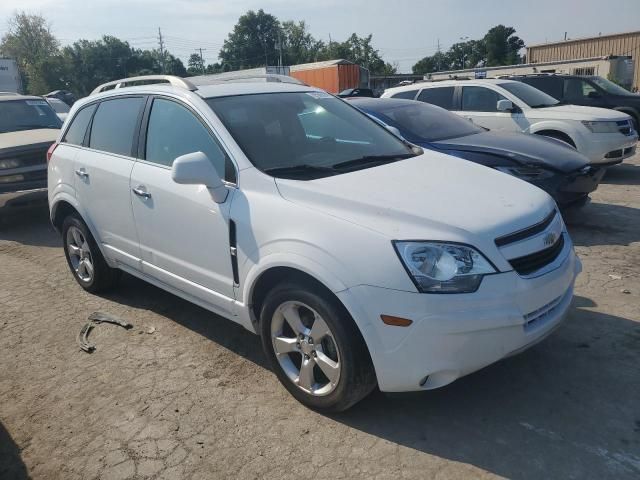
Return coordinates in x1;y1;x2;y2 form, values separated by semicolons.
412;25;524;74
219;9;281;69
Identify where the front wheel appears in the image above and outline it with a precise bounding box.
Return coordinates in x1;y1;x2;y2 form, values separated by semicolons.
260;281;376;412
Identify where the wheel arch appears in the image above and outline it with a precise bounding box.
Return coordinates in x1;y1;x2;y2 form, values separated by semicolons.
532;129;577;148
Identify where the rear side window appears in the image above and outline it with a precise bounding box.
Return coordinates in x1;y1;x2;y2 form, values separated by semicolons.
563;78;598;101
63;104;96;146
89;97;144;156
520;77;563;99
145;98;235;182
390;89;418;100
417;87;455;110
461;86;507;112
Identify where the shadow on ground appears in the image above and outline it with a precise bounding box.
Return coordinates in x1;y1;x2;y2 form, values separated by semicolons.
564;201;640;247
0;205;60;248
0;422;30;480
105;274;640;479
601;163;640;186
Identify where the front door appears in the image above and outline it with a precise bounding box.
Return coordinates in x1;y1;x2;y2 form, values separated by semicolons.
129;97;237;312
456;85;526;132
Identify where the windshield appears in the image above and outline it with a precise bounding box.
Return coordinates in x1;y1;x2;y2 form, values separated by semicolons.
589;76;636;96
499;82;560;108
0;99;62;133
366;101;483;143
206;92;415;178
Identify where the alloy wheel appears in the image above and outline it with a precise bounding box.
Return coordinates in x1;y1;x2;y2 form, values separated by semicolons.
66;225;94;282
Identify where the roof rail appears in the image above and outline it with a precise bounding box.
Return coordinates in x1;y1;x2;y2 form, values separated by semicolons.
189;73;306;86
91;75;197;95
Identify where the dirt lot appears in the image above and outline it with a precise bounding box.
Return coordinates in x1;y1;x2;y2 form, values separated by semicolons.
1;155;639;480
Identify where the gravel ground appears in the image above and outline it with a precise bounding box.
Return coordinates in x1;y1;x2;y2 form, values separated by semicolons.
1;154;639;480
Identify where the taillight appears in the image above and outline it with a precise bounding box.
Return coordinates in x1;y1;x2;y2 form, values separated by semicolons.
46;142;59;163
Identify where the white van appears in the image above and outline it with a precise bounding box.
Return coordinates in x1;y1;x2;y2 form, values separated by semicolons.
48;75;581;411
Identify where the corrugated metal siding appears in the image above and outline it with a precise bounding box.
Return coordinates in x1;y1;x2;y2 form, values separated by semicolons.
337;64;360;91
527;32;640;89
290;66;340;93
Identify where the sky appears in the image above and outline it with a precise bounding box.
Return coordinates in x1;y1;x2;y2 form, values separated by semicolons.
1;0;640;73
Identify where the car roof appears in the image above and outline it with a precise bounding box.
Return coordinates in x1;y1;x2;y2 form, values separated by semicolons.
195;81;319;98
0;94;46;102
386;78;516;93
348;97;437;110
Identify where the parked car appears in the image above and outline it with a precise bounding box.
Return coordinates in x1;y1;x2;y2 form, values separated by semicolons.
382;79;638;165
46;97;71;122
347;97;603;208
49;75;581;411
503;74;640;131
0;94;62;212
337;87;375;98
44;90;76;107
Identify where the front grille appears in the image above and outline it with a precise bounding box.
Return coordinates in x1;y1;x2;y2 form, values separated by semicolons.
616;120;634;136
495;210;556;247
0;146;49;169
508;234;565;276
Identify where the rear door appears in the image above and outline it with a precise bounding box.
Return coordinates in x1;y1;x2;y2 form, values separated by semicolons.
416;86;456;111
74;96;145;268
129;96;237;312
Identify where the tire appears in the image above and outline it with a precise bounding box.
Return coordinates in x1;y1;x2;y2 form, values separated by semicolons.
259;281;376;412
61;214;120;293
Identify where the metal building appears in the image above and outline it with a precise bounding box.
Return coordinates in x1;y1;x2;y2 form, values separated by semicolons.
527;30;640;90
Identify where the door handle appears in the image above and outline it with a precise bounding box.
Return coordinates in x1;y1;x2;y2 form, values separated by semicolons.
75;168;89;179
132;186;151;199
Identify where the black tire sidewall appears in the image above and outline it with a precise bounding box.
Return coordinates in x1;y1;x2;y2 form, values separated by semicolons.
259;282;375;412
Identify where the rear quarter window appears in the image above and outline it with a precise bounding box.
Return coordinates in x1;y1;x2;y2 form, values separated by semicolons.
89;97;144;157
389;89;419;100
63;104;97;146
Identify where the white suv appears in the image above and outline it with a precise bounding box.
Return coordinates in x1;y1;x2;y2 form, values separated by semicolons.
383;79;638;165
48;75;581;411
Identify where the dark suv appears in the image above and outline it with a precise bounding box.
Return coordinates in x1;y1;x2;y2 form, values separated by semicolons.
504;74;640;131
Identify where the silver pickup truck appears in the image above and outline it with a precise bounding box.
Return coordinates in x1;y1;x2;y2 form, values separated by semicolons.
0;95;61;212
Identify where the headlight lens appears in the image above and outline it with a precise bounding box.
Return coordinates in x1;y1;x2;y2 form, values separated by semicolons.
581;121;620;133
495;165;554;180
0;158;21;169
394;241;496;293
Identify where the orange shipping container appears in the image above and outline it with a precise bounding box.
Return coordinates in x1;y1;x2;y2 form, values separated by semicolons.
290;60;361;94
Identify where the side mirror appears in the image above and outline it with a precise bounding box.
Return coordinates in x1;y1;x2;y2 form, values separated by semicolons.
497;99;514;112
172;151;228;203
386;125;403;138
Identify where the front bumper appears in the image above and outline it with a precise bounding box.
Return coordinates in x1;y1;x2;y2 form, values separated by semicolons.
579;131;638;165
337;244;581;392
544;166;606;207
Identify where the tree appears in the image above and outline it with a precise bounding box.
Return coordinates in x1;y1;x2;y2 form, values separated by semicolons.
219;9;281;69
412;51;449;74
484;25;524;66
187;53;205;75
281;20;324;64
0;12;59;93
318;33;393;75
447;39;486;70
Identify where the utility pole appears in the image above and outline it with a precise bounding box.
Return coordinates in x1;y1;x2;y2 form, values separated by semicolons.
436;38;441;71
158;27;166;74
198;48;206;74
277;30;283;73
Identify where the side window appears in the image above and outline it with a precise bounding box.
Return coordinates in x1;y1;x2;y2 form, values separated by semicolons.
417;87;455;110
145;98;235;183
390;89;419;100
522;78;563;99
564;78;598;101
461;86;507;112
63;104;96;146
89;97;144;156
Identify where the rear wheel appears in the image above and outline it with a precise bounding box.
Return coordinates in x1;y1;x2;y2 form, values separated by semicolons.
260;281;376;412
62;214;120;293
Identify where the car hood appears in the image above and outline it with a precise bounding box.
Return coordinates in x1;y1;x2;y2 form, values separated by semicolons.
430;130;589;172
526;104;631;121
275;151;555;247
0;128;59;150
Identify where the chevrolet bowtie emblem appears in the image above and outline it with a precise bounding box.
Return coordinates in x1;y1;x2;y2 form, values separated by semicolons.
543;232;557;247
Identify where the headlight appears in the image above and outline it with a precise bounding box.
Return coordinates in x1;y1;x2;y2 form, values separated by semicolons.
0;158;21;169
495;166;554;180
581;121;619;133
394;241;496;293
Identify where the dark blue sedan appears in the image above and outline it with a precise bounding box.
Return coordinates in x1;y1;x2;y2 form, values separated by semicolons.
347;97;604;208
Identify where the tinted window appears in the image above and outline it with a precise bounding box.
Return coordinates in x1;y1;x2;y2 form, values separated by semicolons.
48;98;70;114
417;87;455;110
63;104;96;146
390;89;418;100
89;97;143;156
461;86;507;112
0;99;61;133
499;82;559;108
207;92;413;178
145;98;234;182
370;101;482;143
519;77;563;99
564;78;598;101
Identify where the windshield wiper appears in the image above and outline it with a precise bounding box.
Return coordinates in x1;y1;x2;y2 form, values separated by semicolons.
332;153;414;171
263;164;337;178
